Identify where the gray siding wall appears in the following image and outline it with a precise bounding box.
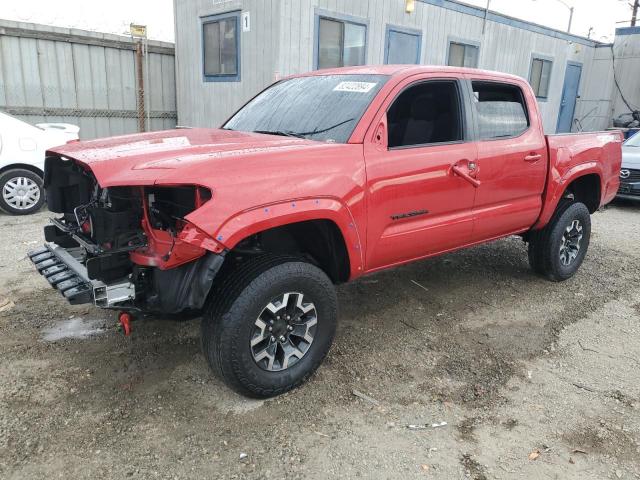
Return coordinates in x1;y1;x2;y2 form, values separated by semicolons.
610;30;640;121
280;0;606;133
0;19;177;139
575;46;615;132
175;0;616;133
174;0;281;128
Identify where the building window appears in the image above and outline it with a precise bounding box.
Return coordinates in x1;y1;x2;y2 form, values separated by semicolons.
317;16;366;69
529;57;552;99
385;26;421;64
202;11;240;82
447;41;479;68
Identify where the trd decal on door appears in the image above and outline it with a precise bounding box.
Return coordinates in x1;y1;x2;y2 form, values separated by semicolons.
390;209;429;221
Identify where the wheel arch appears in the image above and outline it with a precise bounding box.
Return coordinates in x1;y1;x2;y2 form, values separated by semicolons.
562;173;601;213
533;164;602;230
0;163;44;178
217;198;363;282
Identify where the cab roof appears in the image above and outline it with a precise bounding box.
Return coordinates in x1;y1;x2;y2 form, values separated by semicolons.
294;64;525;83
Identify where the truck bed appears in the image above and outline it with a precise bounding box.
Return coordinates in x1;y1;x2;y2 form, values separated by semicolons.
534;131;623;229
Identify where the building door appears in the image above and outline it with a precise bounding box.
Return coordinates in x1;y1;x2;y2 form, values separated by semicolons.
556;62;582;133
384;27;421;64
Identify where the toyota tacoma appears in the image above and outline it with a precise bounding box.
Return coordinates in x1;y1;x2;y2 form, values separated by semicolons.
28;66;622;398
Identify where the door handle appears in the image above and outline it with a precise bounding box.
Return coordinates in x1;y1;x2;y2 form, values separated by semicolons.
452;165;481;188
524;153;542;162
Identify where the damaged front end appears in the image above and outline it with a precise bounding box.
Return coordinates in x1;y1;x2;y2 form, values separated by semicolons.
29;155;225;314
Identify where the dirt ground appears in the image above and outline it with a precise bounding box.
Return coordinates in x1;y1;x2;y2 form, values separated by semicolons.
1;201;640;480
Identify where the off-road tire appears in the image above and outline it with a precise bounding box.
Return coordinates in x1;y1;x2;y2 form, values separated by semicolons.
527;200;591;281
201;254;337;398
0;168;45;215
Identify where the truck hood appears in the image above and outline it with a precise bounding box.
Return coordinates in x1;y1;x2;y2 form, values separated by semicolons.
47;128;332;187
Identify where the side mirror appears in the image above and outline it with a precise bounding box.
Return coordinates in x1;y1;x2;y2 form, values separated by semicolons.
373;116;387;151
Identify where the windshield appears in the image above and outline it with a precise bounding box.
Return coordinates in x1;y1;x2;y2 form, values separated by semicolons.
624;131;640;147
223;74;389;143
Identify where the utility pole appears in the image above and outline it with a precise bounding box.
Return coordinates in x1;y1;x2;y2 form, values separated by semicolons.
632;0;639;26
483;0;491;34
532;0;573;33
135;41;146;133
567;5;574;32
130;24;148;133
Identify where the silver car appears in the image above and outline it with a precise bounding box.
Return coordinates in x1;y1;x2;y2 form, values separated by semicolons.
617;131;640;201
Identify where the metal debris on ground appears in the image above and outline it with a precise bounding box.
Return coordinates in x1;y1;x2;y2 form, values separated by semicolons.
407;424;429;430
0;298;15;312
407;422;447;430
352;389;380;406
410;280;429;292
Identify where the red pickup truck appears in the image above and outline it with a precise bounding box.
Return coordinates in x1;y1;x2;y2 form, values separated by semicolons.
29;66;622;398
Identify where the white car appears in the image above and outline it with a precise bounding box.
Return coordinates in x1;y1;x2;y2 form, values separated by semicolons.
617;131;640;201
0;112;79;215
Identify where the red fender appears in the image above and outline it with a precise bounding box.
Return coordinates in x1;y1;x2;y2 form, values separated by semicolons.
214;197;365;279
533;143;605;230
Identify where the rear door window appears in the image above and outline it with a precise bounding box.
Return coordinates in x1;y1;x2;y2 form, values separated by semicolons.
471;81;529;139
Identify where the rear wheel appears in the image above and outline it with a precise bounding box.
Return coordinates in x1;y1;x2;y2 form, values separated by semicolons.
0;168;45;215
201;254;337;398
527;200;591;281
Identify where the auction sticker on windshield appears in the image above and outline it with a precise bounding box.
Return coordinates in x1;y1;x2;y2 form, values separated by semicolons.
333;81;377;93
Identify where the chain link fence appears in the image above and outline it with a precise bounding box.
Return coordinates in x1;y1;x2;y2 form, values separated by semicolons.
1;84;177;139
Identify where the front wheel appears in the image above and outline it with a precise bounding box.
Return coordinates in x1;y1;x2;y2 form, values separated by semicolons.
527;201;591;281
201;255;337;398
0;168;45;215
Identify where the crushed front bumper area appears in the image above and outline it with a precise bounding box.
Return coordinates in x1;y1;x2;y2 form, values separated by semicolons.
29;242;226;314
28;243;135;307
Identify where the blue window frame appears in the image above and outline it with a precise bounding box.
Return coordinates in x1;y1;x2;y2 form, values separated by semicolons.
313;9;368;70
446;37;480;68
529;54;554;100
202;11;241;82
384;25;422;64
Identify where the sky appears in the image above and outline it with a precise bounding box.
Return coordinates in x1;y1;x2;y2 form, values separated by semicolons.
463;0;635;42
0;0;635;43
0;0;176;42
